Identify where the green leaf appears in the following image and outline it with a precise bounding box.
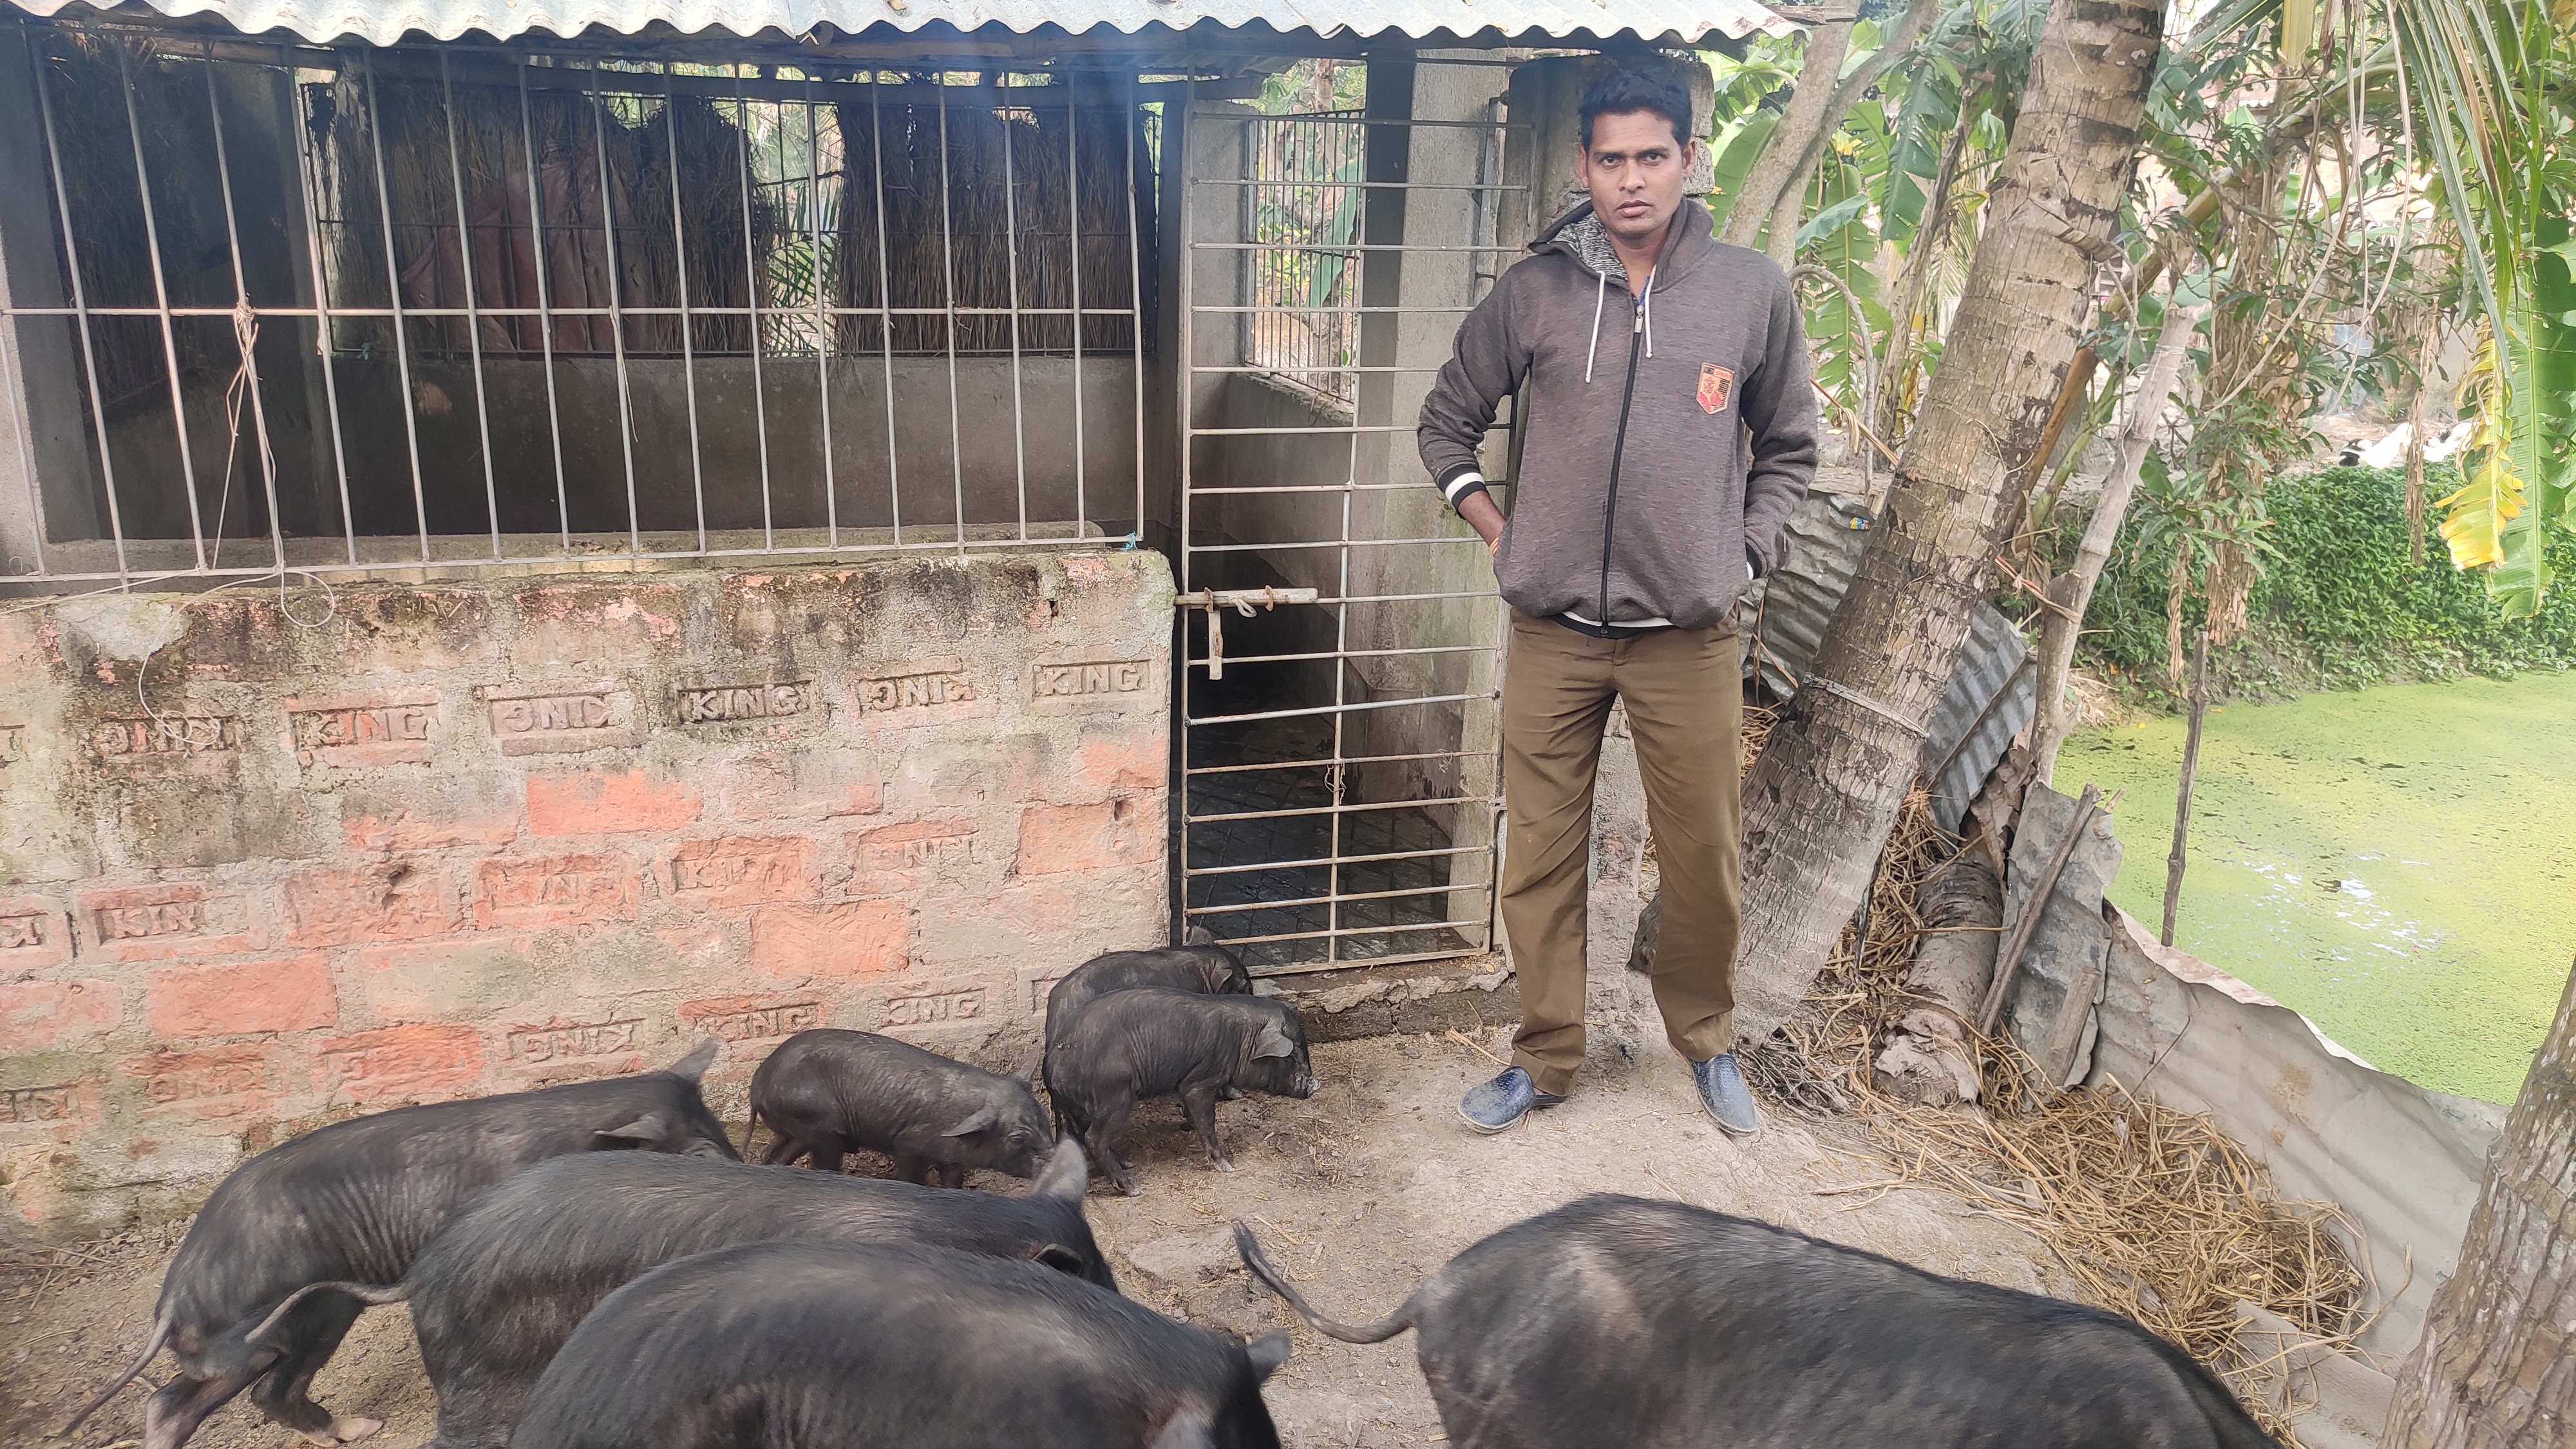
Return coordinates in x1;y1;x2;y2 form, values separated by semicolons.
1702;111;1780;232
1795;194;1871;251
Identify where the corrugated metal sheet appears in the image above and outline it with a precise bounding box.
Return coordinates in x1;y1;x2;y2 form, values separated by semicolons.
1745;488;2036;836
7;0;1790;50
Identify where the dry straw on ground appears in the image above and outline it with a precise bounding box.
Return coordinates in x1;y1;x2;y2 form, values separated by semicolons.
1746;785;2369;1438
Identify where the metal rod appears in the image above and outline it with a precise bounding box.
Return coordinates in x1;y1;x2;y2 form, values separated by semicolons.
1125;84;1146;540
1183;842;1488;878
1207;918;1488;949
1189;240;1519;254
729;70;775;549
361;53;431;561
868;77;900;543
1187;880;1490;914
1187;747;1495;777
1186;691;1490;727
117;48;209;570
439;52;503;558
1195;794;1492;825
935;75;964;553
203;60;288;574
663;73;708;553
1194;643;1493;668
1065;85;1083;534
290;44;358;564
999;73;1028;540
513;61;571;551
585;62;641;556
806;77;838;547
0;273;46;577
1187;535;1484;553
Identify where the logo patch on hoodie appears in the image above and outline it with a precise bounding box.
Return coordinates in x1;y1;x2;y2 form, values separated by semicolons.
1697;364;1735;415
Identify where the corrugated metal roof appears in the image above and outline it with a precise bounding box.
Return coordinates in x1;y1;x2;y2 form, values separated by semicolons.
8;0;1790;50
1747;486;2036;837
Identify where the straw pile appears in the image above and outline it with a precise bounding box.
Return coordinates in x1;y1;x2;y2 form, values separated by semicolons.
1731;762;2369;1437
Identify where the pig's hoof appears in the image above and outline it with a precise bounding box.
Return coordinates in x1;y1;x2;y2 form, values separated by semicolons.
305;1417;382;1446
1117;1181;1143;1197
1210;1158;1236;1173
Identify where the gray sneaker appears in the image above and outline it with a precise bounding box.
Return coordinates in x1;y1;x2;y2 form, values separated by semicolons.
1691;1052;1762;1136
1457;1066;1566;1134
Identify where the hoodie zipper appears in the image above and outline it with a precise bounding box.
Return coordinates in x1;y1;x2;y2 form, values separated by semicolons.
1597;281;1647;627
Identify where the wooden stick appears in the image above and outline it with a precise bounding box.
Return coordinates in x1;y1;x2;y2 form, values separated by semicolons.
2034;960;2105;1097
2163;629;2210;947
1977;782;2103;1036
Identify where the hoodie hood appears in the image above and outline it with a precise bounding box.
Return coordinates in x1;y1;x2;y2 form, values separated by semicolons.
1532;197;1721;291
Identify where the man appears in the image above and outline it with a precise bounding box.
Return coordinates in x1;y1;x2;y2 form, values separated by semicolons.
1417;61;1816;1137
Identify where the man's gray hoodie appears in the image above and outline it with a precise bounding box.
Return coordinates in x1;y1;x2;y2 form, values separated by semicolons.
1418;197;1817;631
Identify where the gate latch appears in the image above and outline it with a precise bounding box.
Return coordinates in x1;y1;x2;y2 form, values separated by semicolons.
1174;586;1319;679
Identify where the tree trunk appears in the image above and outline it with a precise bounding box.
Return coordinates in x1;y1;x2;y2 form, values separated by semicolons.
2031;287;2201;786
2161;628;2206;948
1714;0;2166;1043
1721;0;1944;256
2382;958;2576;1449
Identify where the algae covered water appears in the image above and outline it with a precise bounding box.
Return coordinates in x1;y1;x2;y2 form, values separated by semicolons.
2059;670;2576;1104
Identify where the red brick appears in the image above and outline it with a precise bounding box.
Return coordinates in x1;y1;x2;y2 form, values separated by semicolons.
127;1043;284;1119
750;900;908;985
848;820;978;876
1014;796;1162;876
1070;732;1167;797
312;1023;485;1104
146;955;337;1039
79;884;261;961
472;853;639;929
356;938;529;1025
0;980;124;1050
281;690;438;768
677;994;826;1046
663;836;813;907
1;1077;93;1128
285;863;459;947
527;770;704;836
0;896;74;970
343;810;518;853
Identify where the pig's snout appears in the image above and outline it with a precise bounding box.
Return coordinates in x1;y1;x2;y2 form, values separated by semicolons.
1292;1070;1320;1099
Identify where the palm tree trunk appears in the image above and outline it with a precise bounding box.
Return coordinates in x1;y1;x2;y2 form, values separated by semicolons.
2031;287;2200;786
1717;0;2166;1041
2382;958;2576;1449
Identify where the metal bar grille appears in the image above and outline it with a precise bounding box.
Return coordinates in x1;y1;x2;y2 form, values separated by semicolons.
0;21;1161;588
1179;76;1528;977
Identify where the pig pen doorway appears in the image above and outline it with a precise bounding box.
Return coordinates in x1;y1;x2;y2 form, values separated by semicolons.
1173;86;1520;976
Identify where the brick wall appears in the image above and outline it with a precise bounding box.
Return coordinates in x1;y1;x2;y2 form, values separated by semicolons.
0;551;1173;1246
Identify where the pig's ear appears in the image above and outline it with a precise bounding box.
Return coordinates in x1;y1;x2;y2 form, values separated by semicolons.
665;1040;719;1083
1014;1048;1045;1088
1245;1331;1291;1382
1032;1139;1089;1200
1252;1023;1296;1059
594;1113;668;1146
1184;924;1217;945
943;1103;1002;1138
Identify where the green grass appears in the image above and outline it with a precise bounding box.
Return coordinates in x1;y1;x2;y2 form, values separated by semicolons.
2060;669;2576;1104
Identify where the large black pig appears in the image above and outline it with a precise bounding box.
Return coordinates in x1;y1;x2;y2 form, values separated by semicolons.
247;1139;1108;1448
1045;989;1317;1195
60;1041;734;1449
748;1028;1054;1184
509;1240;1289;1449
1236;1195;2280;1449
1042;933;1253;1063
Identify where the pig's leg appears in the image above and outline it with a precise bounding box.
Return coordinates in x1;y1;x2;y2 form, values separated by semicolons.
143;1367;265;1449
891;1153;933;1184
249;1293;379;1444
1080;1105;1137;1195
806;1135;848;1175
934;1163;967;1189
759;1130;808;1166
1178;1084;1235;1173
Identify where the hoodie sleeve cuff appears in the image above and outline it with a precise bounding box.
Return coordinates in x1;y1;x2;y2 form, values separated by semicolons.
1746;544;1765;582
1439;468;1491;516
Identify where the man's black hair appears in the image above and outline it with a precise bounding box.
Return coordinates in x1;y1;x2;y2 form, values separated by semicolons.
1577;61;1694;151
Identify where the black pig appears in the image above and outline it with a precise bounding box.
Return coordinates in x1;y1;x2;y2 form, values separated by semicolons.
748;1028;1052;1184
1044;936;1253;1059
60;1041;734;1449
509;1240;1289;1449
1045;989;1316;1195
1236;1195;2280;1449
249;1140;1107;1448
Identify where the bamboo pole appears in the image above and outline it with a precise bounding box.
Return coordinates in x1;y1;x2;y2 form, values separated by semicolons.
2161;629;2210;948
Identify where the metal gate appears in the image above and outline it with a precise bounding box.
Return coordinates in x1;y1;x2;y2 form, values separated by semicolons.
1175;71;1530;976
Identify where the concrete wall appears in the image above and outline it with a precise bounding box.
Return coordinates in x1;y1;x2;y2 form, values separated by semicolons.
0;549;1173;1246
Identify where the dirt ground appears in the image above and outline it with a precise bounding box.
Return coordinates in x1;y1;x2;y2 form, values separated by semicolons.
4;1030;2073;1449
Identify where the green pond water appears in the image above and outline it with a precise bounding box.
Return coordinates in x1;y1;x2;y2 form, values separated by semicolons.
2057;670;2576;1104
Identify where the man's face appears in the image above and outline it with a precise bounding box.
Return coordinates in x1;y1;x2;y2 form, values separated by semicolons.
1577;109;1693;255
